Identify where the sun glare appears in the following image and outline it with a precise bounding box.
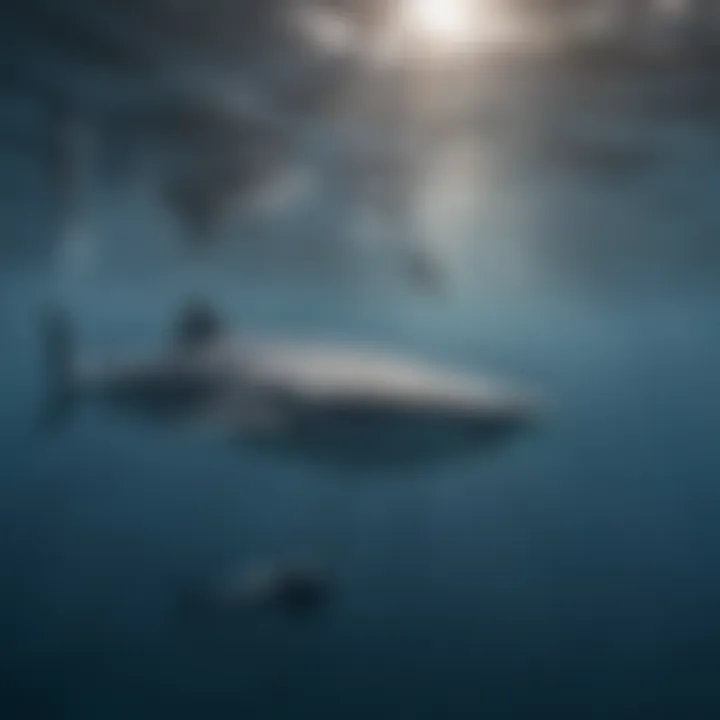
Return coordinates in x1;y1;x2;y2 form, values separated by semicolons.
396;0;538;54
404;0;473;45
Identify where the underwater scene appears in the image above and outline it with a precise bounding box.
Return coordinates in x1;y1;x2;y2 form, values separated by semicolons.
2;1;720;718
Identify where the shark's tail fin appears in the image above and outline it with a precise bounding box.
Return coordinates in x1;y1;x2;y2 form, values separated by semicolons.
38;307;77;431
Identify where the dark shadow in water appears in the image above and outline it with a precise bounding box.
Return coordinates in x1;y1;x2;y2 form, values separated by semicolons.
2;0;158;78
535;133;662;185
638;80;720;127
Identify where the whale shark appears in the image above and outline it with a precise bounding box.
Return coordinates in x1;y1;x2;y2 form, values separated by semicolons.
39;302;541;466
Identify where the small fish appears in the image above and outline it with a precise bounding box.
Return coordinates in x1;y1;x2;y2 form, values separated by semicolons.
180;561;335;621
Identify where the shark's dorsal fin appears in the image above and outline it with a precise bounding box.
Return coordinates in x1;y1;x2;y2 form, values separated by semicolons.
173;300;224;349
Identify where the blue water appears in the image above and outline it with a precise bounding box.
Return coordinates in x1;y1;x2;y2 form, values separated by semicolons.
3;81;720;718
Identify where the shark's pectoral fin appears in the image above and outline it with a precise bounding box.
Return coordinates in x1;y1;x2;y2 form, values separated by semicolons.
233;401;291;437
204;393;296;445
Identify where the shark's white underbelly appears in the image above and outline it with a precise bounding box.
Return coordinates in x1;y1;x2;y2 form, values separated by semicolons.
236;341;533;418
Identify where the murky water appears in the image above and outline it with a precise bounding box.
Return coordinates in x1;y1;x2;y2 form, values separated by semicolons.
2;64;720;718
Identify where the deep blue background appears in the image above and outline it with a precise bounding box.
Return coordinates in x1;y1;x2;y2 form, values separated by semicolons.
2;5;720;716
